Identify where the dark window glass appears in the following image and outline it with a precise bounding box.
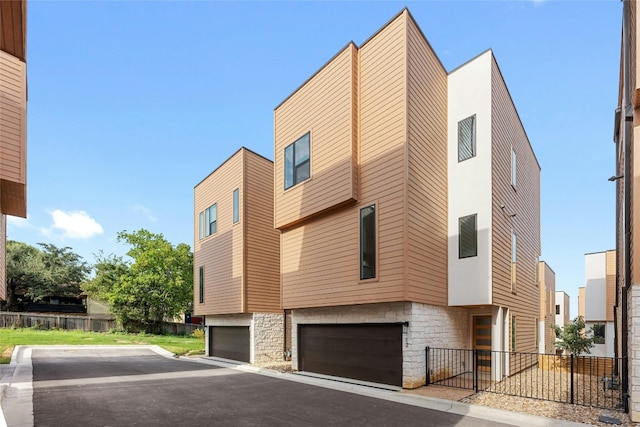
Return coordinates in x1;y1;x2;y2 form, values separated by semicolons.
555;304;560;315
511;316;517;351
360;205;376;280
233;189;239;224
593;324;605;344
205;204;216;236
284;133;310;189
459;214;477;258
199;266;204;304
458;115;476;161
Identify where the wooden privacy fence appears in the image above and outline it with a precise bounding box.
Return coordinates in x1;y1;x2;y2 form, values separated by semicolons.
0;312;202;335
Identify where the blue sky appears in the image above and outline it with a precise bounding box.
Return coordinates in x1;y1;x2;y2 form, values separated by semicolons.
7;1;619;317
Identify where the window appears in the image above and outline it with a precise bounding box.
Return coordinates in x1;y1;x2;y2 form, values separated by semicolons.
458;115;476;162
511;149;517;187
205;204;217;236
555;304;560;315
511;315;517;351
198;266;204;304
535;257;539;287
284;132;310;189
360;204;376;280
199;212;204;240
511;232;517;292
459;214;477;258
593;324;605;344
233;188;239;224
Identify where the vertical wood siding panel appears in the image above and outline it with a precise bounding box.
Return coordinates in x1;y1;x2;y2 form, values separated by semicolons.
539;262;556;354
405;17;448;306
491;57;541;354
245;153;281;313
0;214;5;301
194;151;245;315
280;13;407;309
0;50;26;184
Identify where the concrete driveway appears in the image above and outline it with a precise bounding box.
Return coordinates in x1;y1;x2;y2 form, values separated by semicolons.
0;346;586;427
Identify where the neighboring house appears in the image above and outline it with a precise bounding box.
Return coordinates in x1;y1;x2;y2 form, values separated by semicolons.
578;287;585;319
538;261;556;354
274;9;540;388
193;148;282;364
614;0;640;418
555;291;570;330
582;250;616;357
0;1;28;303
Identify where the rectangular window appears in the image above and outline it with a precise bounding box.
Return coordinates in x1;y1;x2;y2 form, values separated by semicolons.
458;115;476;162
511;315;517;351
233;188;239;224
360;204;376;280
511;232;517;293
593;324;605;344
198;266;204;304
205;204;217;236
199;212;204;240
458;214;477;258
555;304;560;315
511;149;517;187
284;132;310;189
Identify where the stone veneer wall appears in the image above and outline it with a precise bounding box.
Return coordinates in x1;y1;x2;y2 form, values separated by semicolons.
252;313;284;364
629;286;640;421
205;313;284;364
291;302;469;388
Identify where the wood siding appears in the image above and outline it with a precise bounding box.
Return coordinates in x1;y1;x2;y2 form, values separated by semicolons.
244;152;281;313
538;262;556;354
0;214;5;301
0;0;26;62
0;49;26;218
281;12;408;309
194;150;245;315
405;16;448;306
491;56;541;355
274;44;358;230
606;249;616;322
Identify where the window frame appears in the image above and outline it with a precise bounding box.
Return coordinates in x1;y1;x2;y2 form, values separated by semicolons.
458;214;478;259
233;188;240;224
458;115;476;162
511;231;517;293
555;304;560;315
198;266;204;304
511;315;517;351
284;132;311;190
205;204;217;237
593;324;605;345
360;204;377;281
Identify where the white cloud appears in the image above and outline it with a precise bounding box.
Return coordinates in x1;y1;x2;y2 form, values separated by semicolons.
45;210;104;239
6;216;30;229
532;0;547;6
132;204;158;222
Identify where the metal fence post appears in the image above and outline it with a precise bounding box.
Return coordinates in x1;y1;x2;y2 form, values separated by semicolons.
425;347;430;386
474;349;478;393
570;354;575;405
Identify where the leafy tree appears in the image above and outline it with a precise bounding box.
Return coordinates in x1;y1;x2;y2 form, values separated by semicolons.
83;229;193;333
5;241;90;308
552;316;595;355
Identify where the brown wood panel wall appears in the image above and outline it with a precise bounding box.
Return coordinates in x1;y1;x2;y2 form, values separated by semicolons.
274;44;358;230
0;50;26;191
405;16;448;306
0;214;5;301
280;12;408;309
0;0;26;62
491;56;541;355
245;152;281;313
538;262;556;354
194;150;245;315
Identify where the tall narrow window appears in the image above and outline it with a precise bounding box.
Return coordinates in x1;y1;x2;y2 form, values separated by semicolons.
458;115;476;162
284;132;311;189
511;149;517;187
233;188;239;224
459;214;477;258
511;232;517;292
360;204;376;280
199;212;204;240
593;324;605;344
555;304;560;315
205;204;217;236
199;266;204;304
511;315;517;351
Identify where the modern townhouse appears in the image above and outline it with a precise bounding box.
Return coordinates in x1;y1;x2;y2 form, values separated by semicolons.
538;261;556;354
581;250;616;357
555;291;570;331
193;148;282;364
614;0;640;418
0;0;28;302
274;8;540;388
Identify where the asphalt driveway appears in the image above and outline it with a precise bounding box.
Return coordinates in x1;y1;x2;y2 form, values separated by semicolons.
0;346;584;427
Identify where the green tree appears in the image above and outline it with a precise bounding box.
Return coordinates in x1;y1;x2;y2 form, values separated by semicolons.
6;240;45;308
83;229;193;333
552;316;595;355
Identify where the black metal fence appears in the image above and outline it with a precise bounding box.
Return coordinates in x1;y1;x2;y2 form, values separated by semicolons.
426;347;625;410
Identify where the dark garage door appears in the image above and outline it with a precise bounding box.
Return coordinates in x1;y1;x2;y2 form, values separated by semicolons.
209;326;250;362
299;323;403;387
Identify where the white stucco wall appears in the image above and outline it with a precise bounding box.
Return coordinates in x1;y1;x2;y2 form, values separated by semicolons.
290;302;469;389
448;51;493;306
585;252;607;321
555;291;570;327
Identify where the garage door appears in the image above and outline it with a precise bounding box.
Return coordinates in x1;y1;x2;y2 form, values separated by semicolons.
209;326;250;362
298;323;402;387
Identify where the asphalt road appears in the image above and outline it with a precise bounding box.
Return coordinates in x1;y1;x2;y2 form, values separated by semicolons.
24;347;517;427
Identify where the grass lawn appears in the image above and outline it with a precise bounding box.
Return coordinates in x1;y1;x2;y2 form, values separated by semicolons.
0;328;205;364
